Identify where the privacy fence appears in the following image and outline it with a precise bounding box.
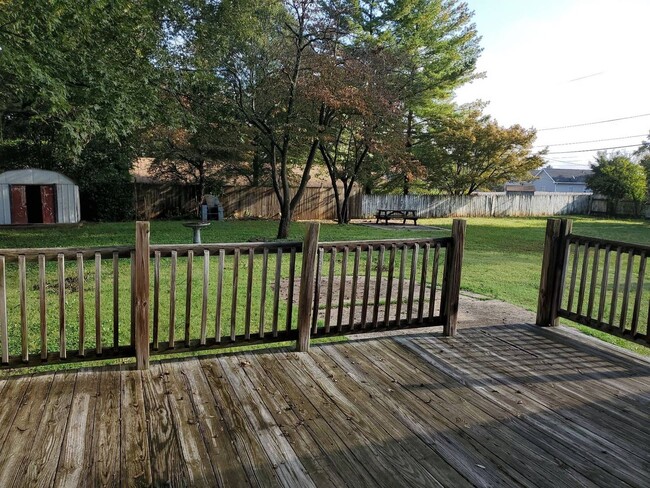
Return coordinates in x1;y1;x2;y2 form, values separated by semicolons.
537;218;649;346
0;220;466;369
134;183;649;221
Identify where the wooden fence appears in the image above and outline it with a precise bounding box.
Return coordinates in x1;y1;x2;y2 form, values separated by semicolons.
0;220;466;369
361;193;592;218
133;183;363;221
537;218;649;346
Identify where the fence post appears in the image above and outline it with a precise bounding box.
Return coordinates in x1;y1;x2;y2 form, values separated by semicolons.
442;219;466;336
134;221;150;370
536;218;572;326
296;223;320;352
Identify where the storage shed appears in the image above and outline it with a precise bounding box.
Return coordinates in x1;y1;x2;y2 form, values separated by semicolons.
0;169;80;224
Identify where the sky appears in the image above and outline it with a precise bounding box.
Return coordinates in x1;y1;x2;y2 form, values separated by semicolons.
453;0;650;169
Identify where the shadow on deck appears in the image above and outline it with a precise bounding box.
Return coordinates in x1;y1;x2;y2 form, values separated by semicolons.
0;323;648;487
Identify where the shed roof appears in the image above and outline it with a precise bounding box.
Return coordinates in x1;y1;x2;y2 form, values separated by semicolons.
0;168;77;185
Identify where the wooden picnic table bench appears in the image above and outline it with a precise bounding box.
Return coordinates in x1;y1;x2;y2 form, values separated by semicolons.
375;209;419;225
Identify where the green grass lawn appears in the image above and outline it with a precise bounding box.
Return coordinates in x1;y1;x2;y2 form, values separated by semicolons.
1;215;649;362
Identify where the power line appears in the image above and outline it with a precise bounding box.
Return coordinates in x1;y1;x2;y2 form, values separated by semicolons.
546;143;642;155
538;113;650;131
535;134;647;148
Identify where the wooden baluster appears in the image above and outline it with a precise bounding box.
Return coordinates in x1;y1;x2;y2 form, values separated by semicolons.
0;256;7;364
384;245;396;327
134;221;150;370
336;247;348;332
19;255;28;362
586;244;600;320
169;250;177;348
576;243;591;316
130;251;135;347
566;241;580;313
77;253;85;357
619;250;635;332
95;253;102;355
418;243;430;323
259;248;269;338
245;249;254;340
597;246;611;324
215;249;224;343
407;244;419;325
630;252;646;337
348;247;360;330
311;248;324;334
58;253;66;359
372;245;385;328
39;254;47;360
395;244;407;325
324;248;337;333
272;249;282;338
286;248;296;332
360;246;373;329
185;250;194;347
297;223;320;352
608;247;622;327
200;250;210;345
153;251;160;350
112;252;119;351
231;248;240;341
428;243;441;320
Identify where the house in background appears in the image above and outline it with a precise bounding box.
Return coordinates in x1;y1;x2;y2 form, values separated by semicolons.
530;167;593;193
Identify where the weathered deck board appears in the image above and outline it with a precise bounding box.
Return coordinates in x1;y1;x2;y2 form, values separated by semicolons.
0;324;648;487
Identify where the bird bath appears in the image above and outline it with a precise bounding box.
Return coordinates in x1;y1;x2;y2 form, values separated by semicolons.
183;221;211;244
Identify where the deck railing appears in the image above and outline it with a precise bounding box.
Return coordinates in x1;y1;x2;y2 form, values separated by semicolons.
0;219;466;369
537;218;649;345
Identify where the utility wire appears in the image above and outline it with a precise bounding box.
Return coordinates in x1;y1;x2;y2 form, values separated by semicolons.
546;143;642;155
535;134;647;147
538;113;650;131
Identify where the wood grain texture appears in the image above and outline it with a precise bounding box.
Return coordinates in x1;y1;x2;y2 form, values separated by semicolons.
169;250;177;348
201;250;210;345
215;249;225;342
185;250;194;347
0;256;7;364
297;223;320;351
245;249;254;340
112;252;119;352
153;251;160;350
95;253;102;355
39;254;47;360
260;248;269;338
57;254;65;359
134;222;150;370
77;253;85;357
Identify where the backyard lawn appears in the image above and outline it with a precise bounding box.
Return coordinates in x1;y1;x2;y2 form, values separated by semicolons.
0;215;648;359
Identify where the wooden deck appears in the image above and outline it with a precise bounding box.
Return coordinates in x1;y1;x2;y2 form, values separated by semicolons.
0;323;648;487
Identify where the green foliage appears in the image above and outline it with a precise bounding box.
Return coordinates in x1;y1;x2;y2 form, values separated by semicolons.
587;153;647;214
418;109;545;194
635;135;650;197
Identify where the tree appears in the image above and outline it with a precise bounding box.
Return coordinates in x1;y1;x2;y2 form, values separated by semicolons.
634;135;650;197
352;0;482;194
418;110;545;195
211;0;342;238
587;153;647;215
307;39;403;223
0;0;177;219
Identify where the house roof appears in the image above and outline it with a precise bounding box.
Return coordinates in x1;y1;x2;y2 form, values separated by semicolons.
534;167;592;183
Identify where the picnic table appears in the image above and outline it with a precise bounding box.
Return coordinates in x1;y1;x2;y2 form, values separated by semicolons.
375;209;419;225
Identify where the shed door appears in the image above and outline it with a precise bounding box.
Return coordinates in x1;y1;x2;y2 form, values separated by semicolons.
41;185;56;223
10;185;28;224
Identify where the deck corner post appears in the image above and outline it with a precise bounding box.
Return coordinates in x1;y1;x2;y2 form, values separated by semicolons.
536;218;572;327
135;221;150;370
443;219;466;336
297;223;320;352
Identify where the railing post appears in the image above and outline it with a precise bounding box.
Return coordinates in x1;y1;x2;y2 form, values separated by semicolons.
296;223;320;352
134;221;150;370
536;218;572;326
442;219;466;336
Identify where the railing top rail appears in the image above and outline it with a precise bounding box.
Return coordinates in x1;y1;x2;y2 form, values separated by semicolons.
568;233;650;255
319;236;451;251
0;245;134;262
150;240;303;256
